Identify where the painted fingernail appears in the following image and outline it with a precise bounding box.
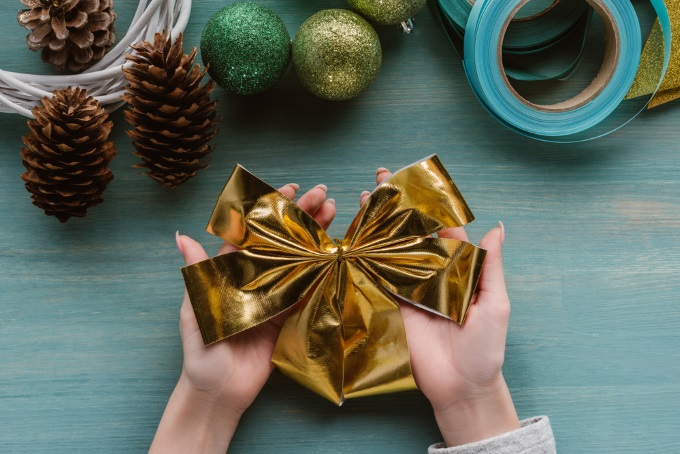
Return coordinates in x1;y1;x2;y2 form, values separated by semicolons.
288;183;300;190
498;221;505;244
175;231;184;255
376;167;389;175
326;198;336;205
315;184;328;192
360;190;371;198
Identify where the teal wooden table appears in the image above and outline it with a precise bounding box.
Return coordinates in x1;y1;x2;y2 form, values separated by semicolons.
1;1;679;452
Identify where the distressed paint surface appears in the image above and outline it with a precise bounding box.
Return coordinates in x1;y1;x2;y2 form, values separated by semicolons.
0;1;679;452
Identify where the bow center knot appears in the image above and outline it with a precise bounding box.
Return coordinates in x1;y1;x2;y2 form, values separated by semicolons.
331;238;347;261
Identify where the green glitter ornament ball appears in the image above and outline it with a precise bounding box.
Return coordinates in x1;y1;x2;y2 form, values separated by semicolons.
200;2;291;95
348;0;427;25
292;9;382;101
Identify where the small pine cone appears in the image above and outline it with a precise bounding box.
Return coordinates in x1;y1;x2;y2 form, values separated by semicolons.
17;0;117;72
21;87;116;223
122;31;220;188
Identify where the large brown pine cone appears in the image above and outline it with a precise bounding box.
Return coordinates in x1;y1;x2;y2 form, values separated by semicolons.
21;87;116;223
122;31;220;188
17;0;117;72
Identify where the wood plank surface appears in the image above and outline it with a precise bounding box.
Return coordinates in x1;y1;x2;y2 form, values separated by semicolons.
1;1;679;452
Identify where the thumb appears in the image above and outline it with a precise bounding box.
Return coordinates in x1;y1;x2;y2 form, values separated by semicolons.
476;222;508;304
176;232;209;266
176;232;210;340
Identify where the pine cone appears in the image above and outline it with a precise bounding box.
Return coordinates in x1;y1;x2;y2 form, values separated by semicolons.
122;31;220;188
17;0;117;72
21;87;116;223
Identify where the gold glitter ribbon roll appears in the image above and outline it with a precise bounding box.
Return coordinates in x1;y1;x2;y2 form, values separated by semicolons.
182;155;486;404
627;2;679;108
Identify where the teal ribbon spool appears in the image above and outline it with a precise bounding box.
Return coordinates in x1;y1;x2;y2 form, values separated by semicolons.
461;0;671;141
434;0;592;81
437;0;590;52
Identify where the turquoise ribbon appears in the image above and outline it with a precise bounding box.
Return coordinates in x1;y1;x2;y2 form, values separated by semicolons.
434;0;592;81
441;0;671;141
437;0;590;51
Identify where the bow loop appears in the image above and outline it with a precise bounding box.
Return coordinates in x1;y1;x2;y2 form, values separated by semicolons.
208;165;335;255
182;155;486;404
353;237;485;323
343;156;475;252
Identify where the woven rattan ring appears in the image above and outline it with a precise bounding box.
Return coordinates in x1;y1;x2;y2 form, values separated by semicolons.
0;0;191;118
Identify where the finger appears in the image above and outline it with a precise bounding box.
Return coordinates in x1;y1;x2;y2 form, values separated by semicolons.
359;190;371;207
217;241;239;257
176;233;208;335
476;222;508;305
438;226;469;242
360;167;392;207
313;199;336;230
177;232;209;266
376;167;391;185
296;184;328;217
278;183;300;200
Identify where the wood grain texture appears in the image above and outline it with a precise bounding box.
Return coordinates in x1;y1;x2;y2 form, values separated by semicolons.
1;1;679;452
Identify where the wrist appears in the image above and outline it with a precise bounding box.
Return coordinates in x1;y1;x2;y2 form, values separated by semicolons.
178;368;247;418
150;372;243;453
431;375;521;447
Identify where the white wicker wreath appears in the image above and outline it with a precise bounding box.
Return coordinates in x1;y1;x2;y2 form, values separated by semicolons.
0;0;192;118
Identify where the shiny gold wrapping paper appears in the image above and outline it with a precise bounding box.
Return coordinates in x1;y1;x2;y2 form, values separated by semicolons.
182;155;486;404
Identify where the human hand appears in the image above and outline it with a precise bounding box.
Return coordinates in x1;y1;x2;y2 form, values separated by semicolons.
361;168;520;447
150;183;336;454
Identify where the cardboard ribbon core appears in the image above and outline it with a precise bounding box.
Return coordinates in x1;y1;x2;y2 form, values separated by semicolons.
499;0;619;112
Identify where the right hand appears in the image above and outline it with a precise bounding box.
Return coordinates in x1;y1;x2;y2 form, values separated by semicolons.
361;168;521;447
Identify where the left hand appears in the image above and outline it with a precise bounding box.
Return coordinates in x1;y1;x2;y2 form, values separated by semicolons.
151;183;336;454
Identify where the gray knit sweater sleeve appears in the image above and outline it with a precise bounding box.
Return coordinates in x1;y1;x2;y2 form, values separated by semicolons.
428;416;556;454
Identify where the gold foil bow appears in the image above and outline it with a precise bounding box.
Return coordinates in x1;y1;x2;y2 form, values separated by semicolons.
182;155;486;404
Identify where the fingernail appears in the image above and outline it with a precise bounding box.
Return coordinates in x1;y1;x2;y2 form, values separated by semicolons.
360;190;371;197
376;167;389;175
326;198;335;205
315;184;328;192
288;183;300;190
498;221;505;244
175;231;184;255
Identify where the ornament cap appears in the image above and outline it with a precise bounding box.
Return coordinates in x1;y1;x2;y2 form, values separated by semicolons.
399;18;415;33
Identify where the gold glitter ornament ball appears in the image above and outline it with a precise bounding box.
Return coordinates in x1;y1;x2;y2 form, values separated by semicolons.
292;9;382;101
348;0;427;25
201;2;291;95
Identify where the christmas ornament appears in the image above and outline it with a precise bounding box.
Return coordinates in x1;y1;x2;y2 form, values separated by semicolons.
2;0;191;117
122;32;220;188
349;0;426;31
293;9;382;101
201;2;291;95
17;0;117;72
21;87;115;223
182;155;485;404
